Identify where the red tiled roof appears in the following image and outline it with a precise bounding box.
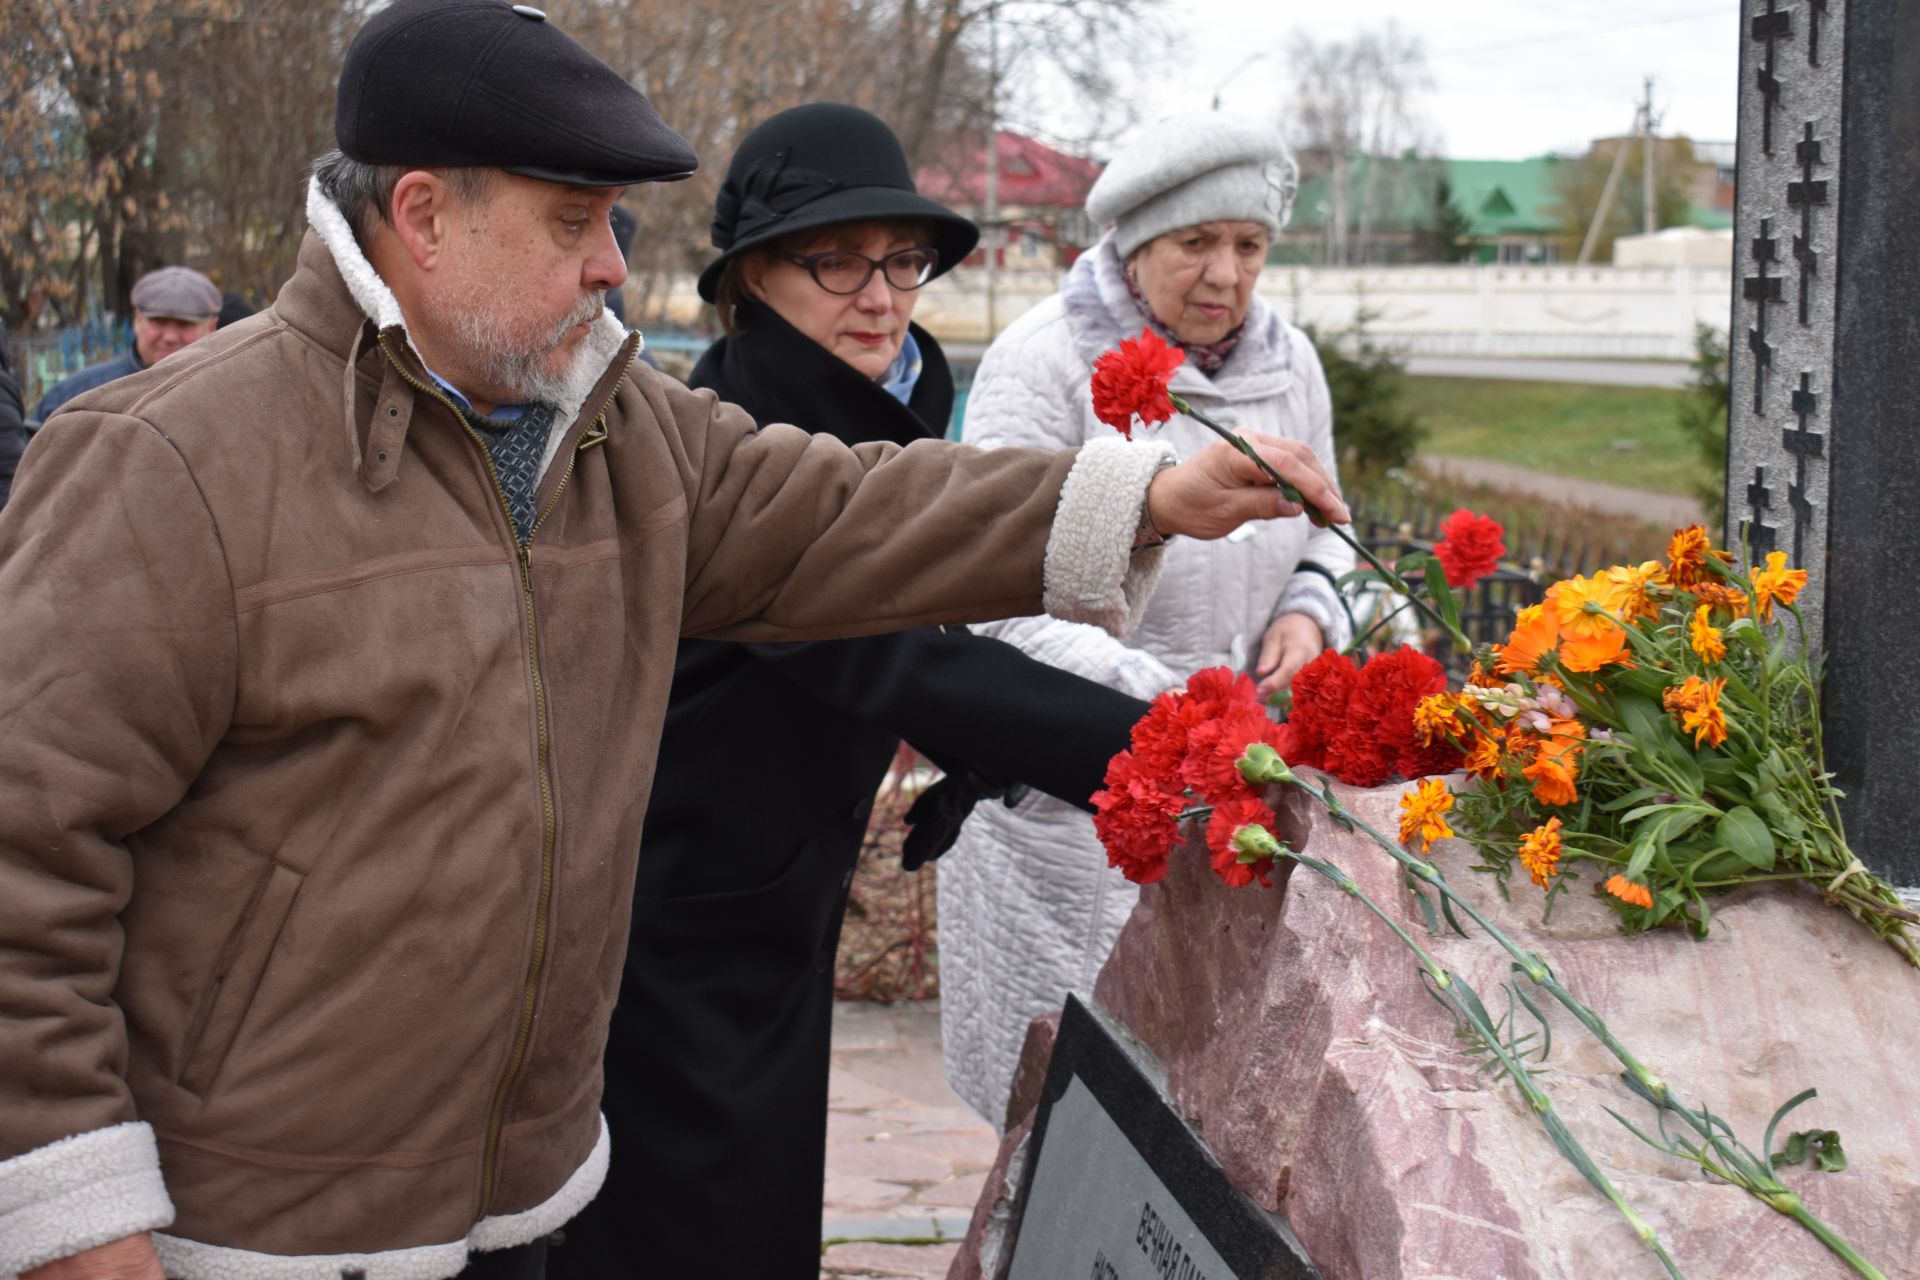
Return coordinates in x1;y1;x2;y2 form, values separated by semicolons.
917;130;1102;210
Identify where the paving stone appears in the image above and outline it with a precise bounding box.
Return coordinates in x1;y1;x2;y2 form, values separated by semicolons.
821;1172;913;1213
827;1109;888;1141
825;1070;897;1111
819;1240;961;1280
910;1170;989;1209
826;1137;953;1184
879;1129;999;1173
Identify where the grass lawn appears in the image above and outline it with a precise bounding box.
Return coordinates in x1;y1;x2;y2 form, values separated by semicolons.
1404;375;1710;497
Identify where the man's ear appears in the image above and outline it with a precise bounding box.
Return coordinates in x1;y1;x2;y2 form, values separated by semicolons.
389;171;453;270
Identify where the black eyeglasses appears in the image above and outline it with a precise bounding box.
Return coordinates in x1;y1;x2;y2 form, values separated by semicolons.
783;246;940;295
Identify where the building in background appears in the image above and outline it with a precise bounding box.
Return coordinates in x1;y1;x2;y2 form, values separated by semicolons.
916;130;1103;270
1278;137;1728;267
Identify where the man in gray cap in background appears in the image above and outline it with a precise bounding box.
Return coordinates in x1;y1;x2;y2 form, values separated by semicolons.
0;3;1347;1278
30;266;222;423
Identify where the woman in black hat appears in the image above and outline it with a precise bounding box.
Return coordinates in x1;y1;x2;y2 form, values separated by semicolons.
547;103;1149;1278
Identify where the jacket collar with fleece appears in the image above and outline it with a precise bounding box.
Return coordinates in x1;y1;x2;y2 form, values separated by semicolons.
301;176;637;488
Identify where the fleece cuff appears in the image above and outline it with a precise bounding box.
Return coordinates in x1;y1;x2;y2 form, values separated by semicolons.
1042;437;1176;637
0;1122;174;1274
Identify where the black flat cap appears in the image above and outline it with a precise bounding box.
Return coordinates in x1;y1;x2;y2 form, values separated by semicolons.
336;0;698;187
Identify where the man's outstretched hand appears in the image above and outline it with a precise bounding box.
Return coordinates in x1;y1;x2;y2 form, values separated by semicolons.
1144;434;1349;543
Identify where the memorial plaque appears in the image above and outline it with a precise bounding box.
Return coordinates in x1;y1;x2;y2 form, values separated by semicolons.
1003;996;1319;1280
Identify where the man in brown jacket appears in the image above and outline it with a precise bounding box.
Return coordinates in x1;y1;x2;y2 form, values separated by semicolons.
0;4;1348;1278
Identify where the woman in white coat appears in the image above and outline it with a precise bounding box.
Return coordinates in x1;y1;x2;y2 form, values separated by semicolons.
938;114;1355;1127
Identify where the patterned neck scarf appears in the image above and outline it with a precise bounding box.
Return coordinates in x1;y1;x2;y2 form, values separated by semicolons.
462;402;558;545
1123;267;1244;375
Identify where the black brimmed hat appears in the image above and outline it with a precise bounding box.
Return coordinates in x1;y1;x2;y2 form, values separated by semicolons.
335;0;698;188
697;103;978;302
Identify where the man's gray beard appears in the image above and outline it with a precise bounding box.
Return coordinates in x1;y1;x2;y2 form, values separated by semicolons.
454;292;605;408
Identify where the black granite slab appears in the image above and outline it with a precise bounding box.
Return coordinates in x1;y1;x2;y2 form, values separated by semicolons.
1001;995;1320;1280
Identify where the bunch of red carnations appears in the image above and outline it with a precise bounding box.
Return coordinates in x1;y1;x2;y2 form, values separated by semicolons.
1091;668;1291;890
1278;646;1465;787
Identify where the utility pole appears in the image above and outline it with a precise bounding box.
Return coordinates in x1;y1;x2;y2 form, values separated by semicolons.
1641;76;1658;235
1577;84;1654;265
982;2;1000;340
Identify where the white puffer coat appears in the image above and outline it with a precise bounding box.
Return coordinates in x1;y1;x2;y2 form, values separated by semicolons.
938;231;1354;1127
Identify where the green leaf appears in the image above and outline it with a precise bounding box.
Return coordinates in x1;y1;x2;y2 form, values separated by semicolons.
1427;567;1462;636
1624;834;1659;884
1611;667;1671;701
1716;806;1777;871
1762;1087;1818;1163
1616;691;1669;746
1696;756;1744;788
1600;786;1666;812
1771;1129;1848;1173
1723;616;1768;651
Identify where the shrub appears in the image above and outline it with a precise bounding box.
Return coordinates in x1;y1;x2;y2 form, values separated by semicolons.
1675;323;1730;528
1302;306;1425;482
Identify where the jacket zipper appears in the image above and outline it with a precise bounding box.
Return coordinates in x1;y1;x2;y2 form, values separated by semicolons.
374;332;637;1215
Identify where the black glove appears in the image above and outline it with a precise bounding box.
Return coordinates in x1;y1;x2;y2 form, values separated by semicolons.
899;770;1029;872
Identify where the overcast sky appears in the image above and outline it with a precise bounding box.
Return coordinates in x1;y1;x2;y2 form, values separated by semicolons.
1041;0;1742;160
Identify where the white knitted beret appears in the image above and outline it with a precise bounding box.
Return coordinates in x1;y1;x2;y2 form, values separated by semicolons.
1085;112;1298;259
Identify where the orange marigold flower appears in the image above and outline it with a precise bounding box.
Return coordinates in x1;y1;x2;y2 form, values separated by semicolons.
1606;560;1667;621
1694;580;1751;619
1413;692;1465;746
1606;874;1654;909
1497;603;1561;676
1663;675;1728;748
1551;573;1627;642
1467;651;1504;688
1559;625;1634;673
1521;720;1584;806
1666;525;1727;590
1750;550;1808;622
1398;777;1456;853
1690;604;1726;663
1518;817;1564;889
1463;733;1503;781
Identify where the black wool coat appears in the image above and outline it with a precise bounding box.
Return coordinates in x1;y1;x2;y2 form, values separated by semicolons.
548;303;1149;1278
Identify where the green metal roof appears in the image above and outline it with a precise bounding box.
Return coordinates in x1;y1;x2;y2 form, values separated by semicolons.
1289;156;1566;238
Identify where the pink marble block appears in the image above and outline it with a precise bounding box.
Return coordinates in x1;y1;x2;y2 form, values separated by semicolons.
957;778;1920;1280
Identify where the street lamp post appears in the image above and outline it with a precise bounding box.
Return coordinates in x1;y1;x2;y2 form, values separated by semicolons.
1212;50;1271;111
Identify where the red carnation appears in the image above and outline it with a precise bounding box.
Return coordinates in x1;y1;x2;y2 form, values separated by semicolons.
1276;649;1360;772
1182;703;1286;805
1321;731;1392;788
1433;509;1506;589
1090;329;1186;438
1129;691;1207;778
1184;666;1262;721
1092;750;1186;885
1205;794;1279;888
1357;646;1459;779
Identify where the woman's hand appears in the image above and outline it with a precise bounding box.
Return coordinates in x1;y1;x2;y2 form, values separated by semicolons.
23;1234;164;1280
1254;612;1323;700
1144;434;1348;543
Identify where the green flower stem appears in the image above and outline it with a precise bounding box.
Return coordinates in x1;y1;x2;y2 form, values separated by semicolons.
1278;844;1685;1279
1784;1204;1890;1280
1165;391;1467;651
1287;774;1890;1279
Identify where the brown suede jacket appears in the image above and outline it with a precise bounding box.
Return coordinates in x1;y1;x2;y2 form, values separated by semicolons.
0;188;1171;1278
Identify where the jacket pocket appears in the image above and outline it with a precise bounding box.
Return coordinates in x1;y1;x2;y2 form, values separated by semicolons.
176;860;306;1095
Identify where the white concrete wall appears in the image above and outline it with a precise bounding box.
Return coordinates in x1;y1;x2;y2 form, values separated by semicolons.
643;264;1735;361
